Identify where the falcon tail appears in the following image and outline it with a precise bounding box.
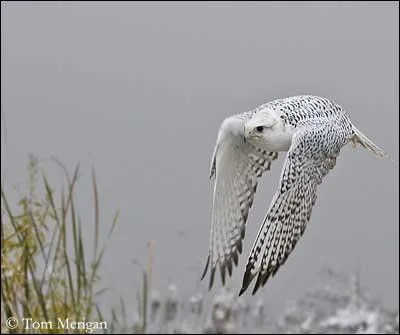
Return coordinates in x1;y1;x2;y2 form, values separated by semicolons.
351;125;397;163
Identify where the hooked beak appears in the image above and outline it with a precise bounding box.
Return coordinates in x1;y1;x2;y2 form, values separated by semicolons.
243;124;249;143
244;124;253;143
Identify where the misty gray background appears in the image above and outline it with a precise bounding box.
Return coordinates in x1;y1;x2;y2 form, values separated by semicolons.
1;1;399;318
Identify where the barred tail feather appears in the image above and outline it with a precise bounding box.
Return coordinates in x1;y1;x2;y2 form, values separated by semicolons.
351;125;397;163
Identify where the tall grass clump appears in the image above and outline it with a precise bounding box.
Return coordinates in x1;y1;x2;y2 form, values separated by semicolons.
1;156;118;334
132;241;154;334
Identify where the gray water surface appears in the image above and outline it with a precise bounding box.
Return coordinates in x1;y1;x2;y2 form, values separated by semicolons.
1;1;398;320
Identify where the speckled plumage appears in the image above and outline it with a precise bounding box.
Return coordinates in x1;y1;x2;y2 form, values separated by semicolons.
201;95;392;296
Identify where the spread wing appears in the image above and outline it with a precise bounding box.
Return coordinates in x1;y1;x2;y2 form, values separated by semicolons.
201;116;279;290
239;120;347;296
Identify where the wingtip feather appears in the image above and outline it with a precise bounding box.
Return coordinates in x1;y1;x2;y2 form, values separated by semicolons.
219;262;226;286
209;266;216;290
200;255;210;281
239;264;255;296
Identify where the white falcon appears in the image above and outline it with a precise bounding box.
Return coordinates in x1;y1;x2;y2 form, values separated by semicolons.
201;95;395;296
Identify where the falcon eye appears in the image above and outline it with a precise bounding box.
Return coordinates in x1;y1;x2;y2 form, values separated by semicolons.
256;126;265;132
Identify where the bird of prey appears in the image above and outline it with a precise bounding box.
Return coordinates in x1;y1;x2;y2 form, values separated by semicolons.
201;95;394;296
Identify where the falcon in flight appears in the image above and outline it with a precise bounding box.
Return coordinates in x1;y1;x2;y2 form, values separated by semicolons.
201;95;394;296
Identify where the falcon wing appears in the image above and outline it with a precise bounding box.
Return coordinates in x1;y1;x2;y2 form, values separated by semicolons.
240;119;347;295
202;116;278;290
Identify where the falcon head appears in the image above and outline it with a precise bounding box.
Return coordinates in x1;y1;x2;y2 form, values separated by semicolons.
244;110;293;152
244;111;277;143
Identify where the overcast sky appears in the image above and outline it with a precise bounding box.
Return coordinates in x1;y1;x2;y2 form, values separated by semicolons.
1;1;398;317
